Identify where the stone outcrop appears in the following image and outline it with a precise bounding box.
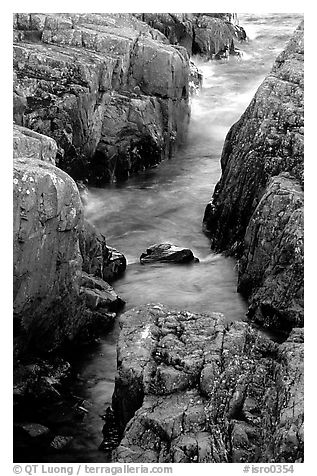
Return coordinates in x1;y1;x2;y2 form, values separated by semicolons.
13;126;125;354
203;23;304;330
238;174;304;331
140;243;198;264
134;14;246;59
13;13;191;184
111;304;303;463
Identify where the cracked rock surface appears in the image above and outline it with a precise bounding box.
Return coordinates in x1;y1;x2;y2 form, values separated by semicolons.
13;13;191;183
203;22;304;331
134;14;246;58
238;174;303;330
13;126;125;354
112;304;303;463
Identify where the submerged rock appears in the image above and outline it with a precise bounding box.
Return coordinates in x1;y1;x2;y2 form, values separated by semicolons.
112;304;303;463
140;243;198;264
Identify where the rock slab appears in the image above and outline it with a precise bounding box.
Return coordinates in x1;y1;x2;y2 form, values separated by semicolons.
112;304;303;463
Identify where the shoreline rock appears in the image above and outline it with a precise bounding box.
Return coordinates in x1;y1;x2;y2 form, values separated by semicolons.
13;128;126;355
13;13;191;184
13;125;127;460
238;174;303;331
134;14;246;59
111;304;303;463
203;22;304;332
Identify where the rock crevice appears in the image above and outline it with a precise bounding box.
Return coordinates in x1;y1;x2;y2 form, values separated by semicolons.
203;22;304;331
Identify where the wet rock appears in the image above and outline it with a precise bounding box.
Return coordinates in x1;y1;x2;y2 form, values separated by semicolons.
140;243;198;264
134;14;246;58
99;407;120;452
203;23;304;253
15;422;51;440
79;220;126;282
203;23;304;332
14;422;52;453
13;13;190;183
189;61;203;95
112;304;303;463
80;272;125;312
238;174;303;330
13;358;71;405
104;246;127;282
49;435;74;451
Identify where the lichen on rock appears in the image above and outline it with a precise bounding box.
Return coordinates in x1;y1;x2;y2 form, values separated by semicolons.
110;304;303;463
13;127;126;354
13;13;192;184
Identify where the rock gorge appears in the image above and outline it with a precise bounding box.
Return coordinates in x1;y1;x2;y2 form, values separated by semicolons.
13;13;304;464
108;21;304;464
13;11;246;358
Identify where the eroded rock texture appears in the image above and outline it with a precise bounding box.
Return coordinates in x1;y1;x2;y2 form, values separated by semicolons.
134;14;246;58
13;126;125;354
203;22;304;330
111;304;303;463
13;13;191;183
238;174;304;330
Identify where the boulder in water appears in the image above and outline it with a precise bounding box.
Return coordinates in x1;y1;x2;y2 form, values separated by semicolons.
140;243;199;264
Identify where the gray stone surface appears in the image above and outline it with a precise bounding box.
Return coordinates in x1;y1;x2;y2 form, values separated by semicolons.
203;23;304;331
140;243;198;264
13;13;191;183
112;304;303;463
13;128;125;353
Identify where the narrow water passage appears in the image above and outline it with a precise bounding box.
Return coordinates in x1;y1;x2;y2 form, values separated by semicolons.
49;14;302;462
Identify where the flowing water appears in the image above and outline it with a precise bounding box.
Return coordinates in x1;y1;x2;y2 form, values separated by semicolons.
48;13;303;462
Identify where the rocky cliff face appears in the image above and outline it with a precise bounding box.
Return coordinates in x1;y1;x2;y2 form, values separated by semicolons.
134;14;246;58
13;13;191;184
13;125;125;355
203;23;304;331
111;304;303;463
238;174;303;331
